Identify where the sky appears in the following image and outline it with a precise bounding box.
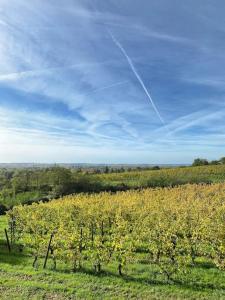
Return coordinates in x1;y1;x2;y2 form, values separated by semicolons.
0;0;225;164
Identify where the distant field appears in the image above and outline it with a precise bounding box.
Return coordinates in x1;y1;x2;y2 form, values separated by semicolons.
95;164;225;189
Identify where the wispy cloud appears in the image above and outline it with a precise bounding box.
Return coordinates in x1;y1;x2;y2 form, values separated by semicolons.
0;59;124;81
183;77;225;89
0;0;225;163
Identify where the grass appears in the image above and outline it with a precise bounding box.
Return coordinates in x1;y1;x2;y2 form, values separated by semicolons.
1;217;225;299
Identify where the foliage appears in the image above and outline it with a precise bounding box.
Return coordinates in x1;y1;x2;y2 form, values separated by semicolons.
8;183;225;280
2;164;225;211
192;158;209;166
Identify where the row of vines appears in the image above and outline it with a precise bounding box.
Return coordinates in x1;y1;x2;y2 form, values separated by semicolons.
7;183;225;279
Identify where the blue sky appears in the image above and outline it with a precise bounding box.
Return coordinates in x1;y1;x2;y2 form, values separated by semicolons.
0;0;225;163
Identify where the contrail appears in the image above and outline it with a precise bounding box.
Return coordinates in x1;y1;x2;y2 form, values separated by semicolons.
108;30;165;126
81;80;128;101
90;80;128;94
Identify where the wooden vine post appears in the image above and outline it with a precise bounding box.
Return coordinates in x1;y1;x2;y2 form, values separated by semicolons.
4;229;11;253
91;222;94;246
43;232;54;269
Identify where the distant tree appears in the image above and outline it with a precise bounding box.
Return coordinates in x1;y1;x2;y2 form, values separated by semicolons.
48;167;73;197
152;166;160;170
210;160;219;165
219;157;225;164
77;167;82;173
120;167;125;173
192;158;209;167
11;171;29;194
105;166;109;174
93;169;101;174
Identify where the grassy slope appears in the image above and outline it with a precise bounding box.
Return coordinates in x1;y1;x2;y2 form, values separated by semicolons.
1;217;225;299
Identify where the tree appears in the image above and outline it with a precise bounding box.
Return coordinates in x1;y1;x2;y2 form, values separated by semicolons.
105;166;110;174
48;167;73;197
192;158;209;167
152;166;160;170
210;160;219;165
219;157;225;164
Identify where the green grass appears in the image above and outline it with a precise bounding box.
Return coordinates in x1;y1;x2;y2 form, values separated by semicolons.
1;217;225;299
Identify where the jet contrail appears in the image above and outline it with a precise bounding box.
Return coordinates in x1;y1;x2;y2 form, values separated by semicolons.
90;80;128;94
108;30;165;126
81;80;128;98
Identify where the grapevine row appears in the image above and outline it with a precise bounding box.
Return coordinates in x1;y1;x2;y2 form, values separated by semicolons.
7;183;225;279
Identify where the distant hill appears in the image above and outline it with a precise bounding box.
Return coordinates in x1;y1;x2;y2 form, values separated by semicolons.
0;163;189;169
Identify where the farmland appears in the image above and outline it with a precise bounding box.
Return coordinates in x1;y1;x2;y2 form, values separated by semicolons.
1;179;225;299
2;164;225;211
95;164;225;189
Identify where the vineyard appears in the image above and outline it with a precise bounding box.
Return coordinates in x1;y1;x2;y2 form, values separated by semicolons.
2;164;225;211
96;164;225;189
6;183;225;283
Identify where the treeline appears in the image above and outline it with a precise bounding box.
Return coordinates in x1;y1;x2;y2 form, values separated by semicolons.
79;165;161;174
192;156;225;166
0;167;101;212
